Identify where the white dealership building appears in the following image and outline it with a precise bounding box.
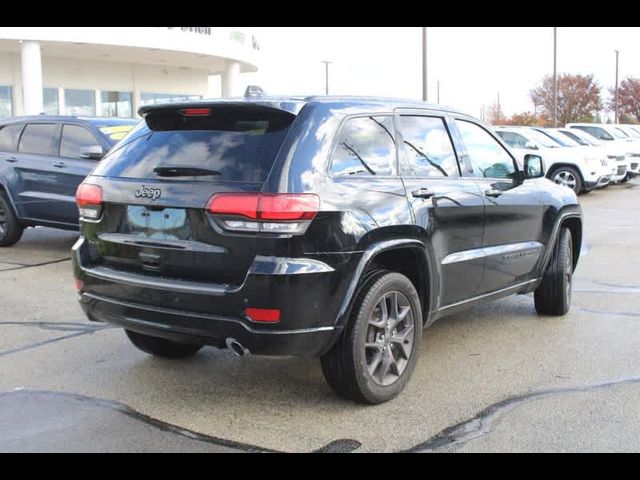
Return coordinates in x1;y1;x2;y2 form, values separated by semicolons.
0;27;260;118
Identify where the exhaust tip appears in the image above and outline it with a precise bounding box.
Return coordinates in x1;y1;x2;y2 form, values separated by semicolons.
225;338;248;357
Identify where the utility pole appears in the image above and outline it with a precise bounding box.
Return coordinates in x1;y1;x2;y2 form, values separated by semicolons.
437;80;440;104
422;27;428;102
322;60;332;96
553;27;558;128
615;50;620;123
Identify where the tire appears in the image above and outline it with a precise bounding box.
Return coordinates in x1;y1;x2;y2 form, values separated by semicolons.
549;166;583;195
0;192;23;247
125;330;203;359
321;271;423;404
534;228;573;316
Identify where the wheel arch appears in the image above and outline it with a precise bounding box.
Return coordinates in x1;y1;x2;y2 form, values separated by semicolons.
0;180;19;217
538;210;583;276
547;163;585;187
334;240;435;333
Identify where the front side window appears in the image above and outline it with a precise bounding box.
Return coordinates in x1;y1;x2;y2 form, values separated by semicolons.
331;116;396;176
101;91;133;118
455;120;516;179
65;89;96;116
19;124;59;156
0;124;24;152
61;125;101;159
399;116;459;177
0;86;12;117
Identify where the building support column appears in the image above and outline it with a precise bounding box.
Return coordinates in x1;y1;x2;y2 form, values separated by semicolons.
222;61;241;98
21;41;44;115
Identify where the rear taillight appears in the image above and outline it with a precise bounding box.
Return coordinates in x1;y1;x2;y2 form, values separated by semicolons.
245;308;281;324
76;183;103;220
206;193;320;235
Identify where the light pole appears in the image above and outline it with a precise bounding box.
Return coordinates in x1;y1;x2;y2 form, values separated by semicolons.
322;60;332;96
422;27;428;102
553;27;558;127
615;50;620;123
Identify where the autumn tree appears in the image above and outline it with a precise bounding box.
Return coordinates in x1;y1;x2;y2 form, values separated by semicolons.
608;78;640;123
530;74;603;125
486;101;505;125
501;112;546;126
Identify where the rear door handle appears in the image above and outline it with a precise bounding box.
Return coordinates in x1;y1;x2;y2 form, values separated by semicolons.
53;161;66;169
485;189;503;198
412;188;435;199
5;157;17;163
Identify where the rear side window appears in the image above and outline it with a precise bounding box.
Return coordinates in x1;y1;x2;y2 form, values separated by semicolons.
0;124;24;152
61;125;101;159
92;106;295;182
331;116;396;176
399;116;459;177
19;124;59;156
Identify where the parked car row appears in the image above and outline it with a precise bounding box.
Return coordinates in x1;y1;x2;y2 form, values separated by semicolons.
0;116;138;246
495;123;640;195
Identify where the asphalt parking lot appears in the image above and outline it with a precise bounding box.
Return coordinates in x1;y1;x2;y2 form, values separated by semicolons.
1;181;639;453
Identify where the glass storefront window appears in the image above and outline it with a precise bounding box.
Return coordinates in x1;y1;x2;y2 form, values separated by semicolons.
101;91;133;118
65;89;96;116
0;86;13;117
43;88;60;115
140;93;202;106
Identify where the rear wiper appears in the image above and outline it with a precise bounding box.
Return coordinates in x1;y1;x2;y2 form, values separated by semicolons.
154;166;222;177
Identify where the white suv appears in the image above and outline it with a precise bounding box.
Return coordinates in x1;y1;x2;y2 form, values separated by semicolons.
555;127;627;184
495;126;608;194
567;123;639;181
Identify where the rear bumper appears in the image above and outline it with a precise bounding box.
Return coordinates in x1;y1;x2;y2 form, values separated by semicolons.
79;292;339;356
73;237;357;357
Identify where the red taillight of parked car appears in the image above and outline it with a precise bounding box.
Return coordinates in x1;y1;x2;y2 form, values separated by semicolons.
76;184;103;220
206;193;320;234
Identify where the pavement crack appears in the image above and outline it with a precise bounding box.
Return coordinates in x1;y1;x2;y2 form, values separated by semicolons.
0;258;71;273
0;390;279;452
406;376;640;453
576;308;640;318
0;325;113;359
0;321;110;333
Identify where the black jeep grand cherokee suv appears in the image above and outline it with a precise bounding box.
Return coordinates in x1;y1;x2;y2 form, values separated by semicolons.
73;97;582;404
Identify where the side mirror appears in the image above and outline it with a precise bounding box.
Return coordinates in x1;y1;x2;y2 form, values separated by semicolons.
524;141;538;150
524;154;545;179
82;145;105;160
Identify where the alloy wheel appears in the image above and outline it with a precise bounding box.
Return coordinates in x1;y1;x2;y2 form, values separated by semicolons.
553;171;577;190
365;291;415;387
0;203;6;237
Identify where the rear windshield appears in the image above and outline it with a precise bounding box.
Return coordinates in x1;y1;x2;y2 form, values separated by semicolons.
92;106;295;182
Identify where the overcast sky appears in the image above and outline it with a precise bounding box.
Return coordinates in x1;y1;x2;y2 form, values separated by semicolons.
240;27;640;118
